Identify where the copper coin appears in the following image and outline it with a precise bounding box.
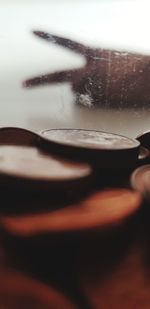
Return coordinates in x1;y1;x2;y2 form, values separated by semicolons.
136;131;150;149
137;146;150;165
0;189;141;236
131;164;150;195
138;147;150;160
41;129;139;150
40;129;140;168
0;127;38;146
0;270;76;308
0;145;91;185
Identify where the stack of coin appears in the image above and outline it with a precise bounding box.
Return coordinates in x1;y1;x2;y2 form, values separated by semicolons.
0;126;148;309
0;127;144;241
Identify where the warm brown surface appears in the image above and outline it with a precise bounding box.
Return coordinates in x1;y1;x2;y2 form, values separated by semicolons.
0;189;142;236
79;205;150;309
79;241;150;309
0;269;76;309
1;185;150;308
1;200;150;308
78;199;150;308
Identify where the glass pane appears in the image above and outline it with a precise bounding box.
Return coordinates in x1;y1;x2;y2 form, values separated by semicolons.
1;0;150;138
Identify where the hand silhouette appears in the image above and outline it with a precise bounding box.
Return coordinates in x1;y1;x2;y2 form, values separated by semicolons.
23;30;150;108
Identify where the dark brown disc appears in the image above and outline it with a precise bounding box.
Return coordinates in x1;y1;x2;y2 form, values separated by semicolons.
40;129;140;168
0;270;76;308
0;145;91;187
0;189;141;237
41;129;139;150
137;146;150;165
0;127;38;146
136;131;150;149
130;164;150;195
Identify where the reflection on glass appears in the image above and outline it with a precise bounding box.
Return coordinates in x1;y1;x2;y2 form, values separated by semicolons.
24;30;150;110
1;0;150;137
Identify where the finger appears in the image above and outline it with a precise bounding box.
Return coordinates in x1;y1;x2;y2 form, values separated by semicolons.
23;70;76;88
33;30;93;58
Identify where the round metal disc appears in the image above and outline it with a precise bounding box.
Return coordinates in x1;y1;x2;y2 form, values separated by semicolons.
40;129;140;167
137;146;150;165
131;164;150;195
0;145;91;183
41;129;139;150
1;189;141;236
136;131;150;149
0;127;38;146
138;147;150;160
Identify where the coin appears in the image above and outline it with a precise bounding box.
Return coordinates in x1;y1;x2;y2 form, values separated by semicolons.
41;129;139;150
0;127;38;146
136;131;150;149
1;189;141;236
40;129;140;168
0;145;92;190
137;146;150;165
130;164;150;195
0;270;76;308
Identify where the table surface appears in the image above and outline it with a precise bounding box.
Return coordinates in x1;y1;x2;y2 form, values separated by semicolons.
1;1;150;308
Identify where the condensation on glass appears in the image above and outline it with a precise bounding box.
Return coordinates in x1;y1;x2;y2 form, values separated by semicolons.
1;0;150;138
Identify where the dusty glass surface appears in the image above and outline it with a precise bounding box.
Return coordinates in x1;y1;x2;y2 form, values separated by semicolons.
1;0;150;138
